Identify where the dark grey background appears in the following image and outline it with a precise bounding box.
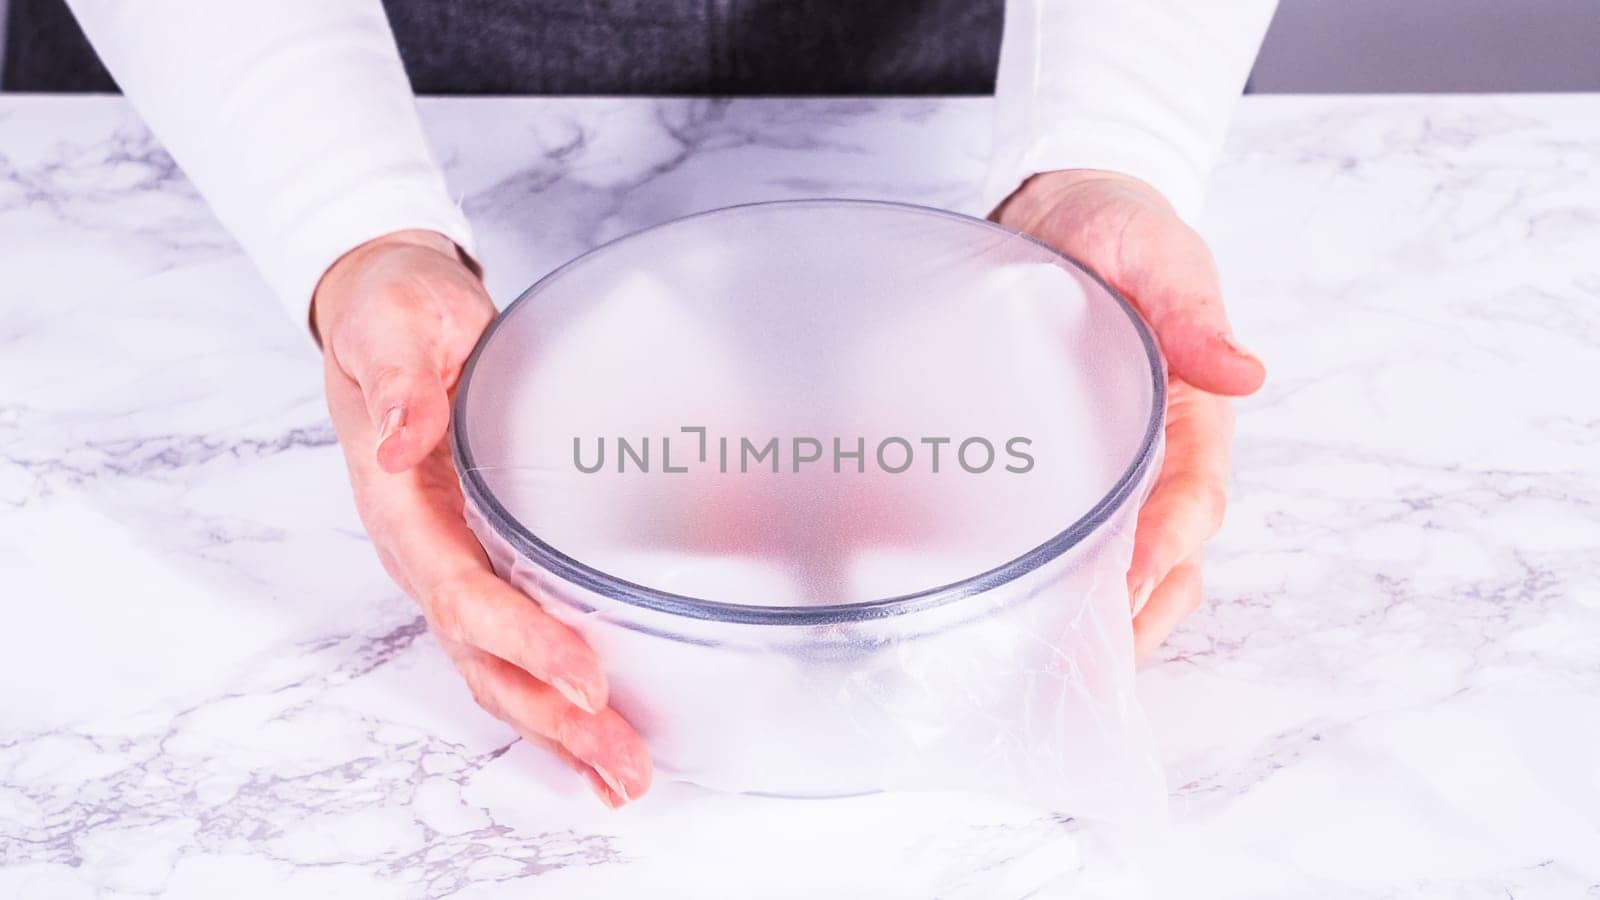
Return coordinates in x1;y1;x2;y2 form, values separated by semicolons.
2;0;1005;94
3;0;1599;94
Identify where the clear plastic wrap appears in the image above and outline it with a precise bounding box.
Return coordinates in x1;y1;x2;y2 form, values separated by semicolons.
454;201;1166;824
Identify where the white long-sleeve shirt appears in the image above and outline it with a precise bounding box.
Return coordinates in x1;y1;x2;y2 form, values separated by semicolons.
65;0;1276;327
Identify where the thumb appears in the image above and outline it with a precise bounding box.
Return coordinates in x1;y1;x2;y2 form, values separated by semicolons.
1110;215;1265;397
1015;174;1267;397
313;231;493;474
1146;300;1267;398
343;331;453;474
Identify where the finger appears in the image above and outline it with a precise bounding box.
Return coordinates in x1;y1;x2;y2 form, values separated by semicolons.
549;742;628;809
327;374;614;716
1127;381;1233;609
1113;211;1264;397
341;329;453;475
318;239;493;473
1031;183;1265;396
1147;302;1267;400
1133;555;1204;661
448;644;630;807
424;566;611;715
469;649;653;806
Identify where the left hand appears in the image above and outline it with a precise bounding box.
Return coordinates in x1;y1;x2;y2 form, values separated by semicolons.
314;229;653;807
993;169;1266;660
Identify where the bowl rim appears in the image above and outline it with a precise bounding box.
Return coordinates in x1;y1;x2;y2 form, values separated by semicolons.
451;199;1167;625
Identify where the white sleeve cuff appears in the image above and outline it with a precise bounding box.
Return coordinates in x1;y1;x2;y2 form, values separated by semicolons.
64;0;476;337
274;174;477;334
983;124;1209;222
985;0;1278;222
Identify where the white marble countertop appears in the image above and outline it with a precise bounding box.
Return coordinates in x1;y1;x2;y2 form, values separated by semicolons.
2;94;1598;898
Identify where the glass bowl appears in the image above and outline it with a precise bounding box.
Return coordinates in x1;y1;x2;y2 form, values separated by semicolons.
453;200;1166;819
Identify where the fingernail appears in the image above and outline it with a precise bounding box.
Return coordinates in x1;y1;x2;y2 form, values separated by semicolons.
377;404;406;447
1130;577;1156;614
553;677;600;714
595;766;632;806
1218;332;1261;364
577;768;624;808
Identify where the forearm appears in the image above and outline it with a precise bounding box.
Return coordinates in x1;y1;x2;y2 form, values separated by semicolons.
65;0;475;327
986;0;1278;221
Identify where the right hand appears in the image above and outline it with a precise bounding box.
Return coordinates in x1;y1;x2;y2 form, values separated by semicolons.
992;170;1265;660
314;229;653;807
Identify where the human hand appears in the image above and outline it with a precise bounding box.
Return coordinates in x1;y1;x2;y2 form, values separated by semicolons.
993;170;1266;660
314;229;653;806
